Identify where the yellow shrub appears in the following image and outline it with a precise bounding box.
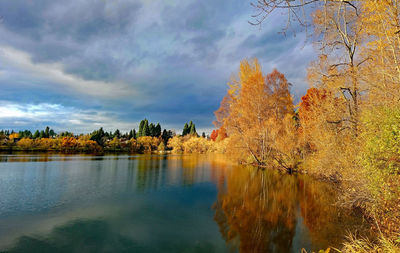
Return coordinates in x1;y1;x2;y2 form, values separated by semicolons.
137;136;160;152
17;138;34;149
182;137;211;153
168;136;184;153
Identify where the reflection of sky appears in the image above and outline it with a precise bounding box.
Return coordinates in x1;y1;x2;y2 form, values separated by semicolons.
0;0;316;133
0;155;224;216
0;154;363;252
0;154;229;251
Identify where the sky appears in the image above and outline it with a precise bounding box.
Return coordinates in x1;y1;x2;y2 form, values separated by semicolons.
0;0;316;134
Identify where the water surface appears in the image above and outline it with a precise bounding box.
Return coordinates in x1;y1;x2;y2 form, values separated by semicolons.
0;154;367;252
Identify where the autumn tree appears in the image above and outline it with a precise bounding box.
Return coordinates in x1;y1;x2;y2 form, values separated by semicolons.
217;58;298;170
9;132;19;140
210;128;227;142
213;94;231;129
360;1;400;104
210;129;218;141
253;0;400;241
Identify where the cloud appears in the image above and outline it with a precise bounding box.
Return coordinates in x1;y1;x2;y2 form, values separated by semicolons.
0;0;317;133
0;101;137;133
0;46;135;99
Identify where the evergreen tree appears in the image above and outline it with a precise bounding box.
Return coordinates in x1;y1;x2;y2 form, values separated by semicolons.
133;129;136;139
49;129;55;138
19;130;32;138
138;119;145;137
189;124;197;135
90;127;106;145
182;123;189;136
162;129;168;142
162;129;173;145
33;130;40;139
189;121;197;136
149;123;155;137
44;126;50;138
155;123;161;137
143;120;150;136
202;132;206;138
113;129;121;138
39;130;45;139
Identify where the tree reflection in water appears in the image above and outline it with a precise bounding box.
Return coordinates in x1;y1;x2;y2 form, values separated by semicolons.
214;165;368;253
0;154;368;253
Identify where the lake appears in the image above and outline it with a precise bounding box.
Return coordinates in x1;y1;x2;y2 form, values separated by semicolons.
0;154;367;253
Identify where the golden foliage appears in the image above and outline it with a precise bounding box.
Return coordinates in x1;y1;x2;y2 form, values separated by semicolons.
216;58;298;170
168;136;184;153
16;138;34;149
137;136;160;152
9;133;19;140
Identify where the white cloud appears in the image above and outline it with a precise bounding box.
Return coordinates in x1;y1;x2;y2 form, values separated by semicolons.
0;46;135;99
0;101;137;133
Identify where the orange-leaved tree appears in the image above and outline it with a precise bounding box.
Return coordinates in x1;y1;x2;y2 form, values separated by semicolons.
216;58;299;170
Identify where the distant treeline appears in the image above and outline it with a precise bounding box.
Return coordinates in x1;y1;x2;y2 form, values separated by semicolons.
0;119;205;154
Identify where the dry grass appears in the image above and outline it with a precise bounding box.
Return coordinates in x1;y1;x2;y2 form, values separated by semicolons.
340;234;400;253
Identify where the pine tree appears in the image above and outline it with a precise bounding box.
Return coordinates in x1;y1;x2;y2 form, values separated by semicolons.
39;130;45;139
202;132;206;138
189;122;197;136
155;123;161;137
138;120;145;137
149;123;155;137
182;123;189;136
143;120;150;136
44;126;50;138
33;130;40;139
90;127;106;145
113;129;121;138
162;129;168;143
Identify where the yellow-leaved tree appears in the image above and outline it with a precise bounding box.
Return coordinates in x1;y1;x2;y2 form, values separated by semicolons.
218;58;299;170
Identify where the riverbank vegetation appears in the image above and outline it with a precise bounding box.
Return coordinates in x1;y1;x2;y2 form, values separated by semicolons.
1;0;399;250
220;0;399;251
0;119;198;154
210;0;400;251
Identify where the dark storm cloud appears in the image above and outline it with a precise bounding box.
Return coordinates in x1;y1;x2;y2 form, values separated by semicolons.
0;0;315;133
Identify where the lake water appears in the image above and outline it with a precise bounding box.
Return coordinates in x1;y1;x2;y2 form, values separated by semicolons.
0;154;367;253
